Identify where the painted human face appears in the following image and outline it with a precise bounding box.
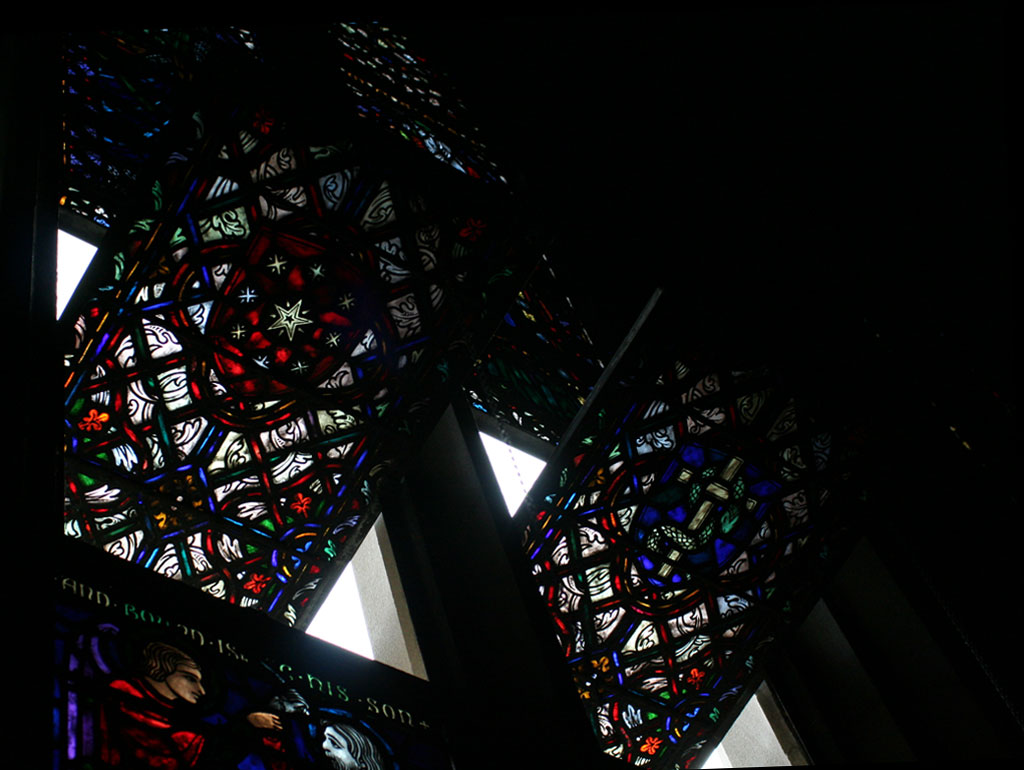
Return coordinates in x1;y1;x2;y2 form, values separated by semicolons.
165;663;205;703
322;725;359;770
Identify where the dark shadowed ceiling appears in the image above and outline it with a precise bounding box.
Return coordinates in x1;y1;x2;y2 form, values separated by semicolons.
394;6;1018;718
402;10;1008;370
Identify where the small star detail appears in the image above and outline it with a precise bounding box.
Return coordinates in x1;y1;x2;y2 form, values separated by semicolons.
253;355;270;369
325;332;342;347
309;263;325;279
338;293;356;311
230;323;246;340
267;299;313;341
266;254;287;275
238;287;257;303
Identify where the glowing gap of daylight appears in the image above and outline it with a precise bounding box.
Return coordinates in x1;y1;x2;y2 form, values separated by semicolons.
308;432;547;656
57;229;98;317
698;744;731;768
478;431;548;515
305;562;374;659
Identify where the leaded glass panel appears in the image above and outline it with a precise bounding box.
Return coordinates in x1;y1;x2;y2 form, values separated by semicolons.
521;351;854;766
328;22;507;185
61;27;259;229
63;90;522;627
467;255;604;445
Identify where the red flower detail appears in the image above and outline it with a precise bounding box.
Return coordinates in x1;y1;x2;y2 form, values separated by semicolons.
253;107;275;135
459;218;486;241
640;736;663;755
290;493;312;515
687;667;706;688
78;408;110;432
244;574;271;594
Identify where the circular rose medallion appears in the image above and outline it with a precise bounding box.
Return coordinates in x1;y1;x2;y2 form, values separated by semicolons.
199;227;378;408
611;443;784;611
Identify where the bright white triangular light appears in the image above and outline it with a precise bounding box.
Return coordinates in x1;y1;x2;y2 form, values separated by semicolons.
57;230;98;318
478;432;547;515
306;561;374;659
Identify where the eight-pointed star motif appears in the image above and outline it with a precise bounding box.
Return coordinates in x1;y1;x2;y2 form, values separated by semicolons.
267;299;313;341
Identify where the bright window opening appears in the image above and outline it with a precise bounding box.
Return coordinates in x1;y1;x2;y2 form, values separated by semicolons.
57;229;98;318
700;744;731;769
306;516;427;679
478;431;547;515
697;682;807;767
307;431;548;667
306;561;374;659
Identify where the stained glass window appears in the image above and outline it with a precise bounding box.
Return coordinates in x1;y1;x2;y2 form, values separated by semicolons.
60;22;504;237
61;29;525;627
520;347;855;767
61;27;259;229
328;22;507;185
468;255;604;445
55;538;453;769
56;22;863;769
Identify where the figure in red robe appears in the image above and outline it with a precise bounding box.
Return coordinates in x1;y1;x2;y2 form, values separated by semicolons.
99;641;208;768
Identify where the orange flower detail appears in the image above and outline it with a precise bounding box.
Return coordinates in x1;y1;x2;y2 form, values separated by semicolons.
687;667;706;688
244;574;271;594
290;493;312;515
640;736;663;755
78;409;110;432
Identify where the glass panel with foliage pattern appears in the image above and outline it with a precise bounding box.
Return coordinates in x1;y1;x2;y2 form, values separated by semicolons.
63;93;519;627
467;255;604;445
521;353;854;766
328;22;507;185
61;27;259;229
